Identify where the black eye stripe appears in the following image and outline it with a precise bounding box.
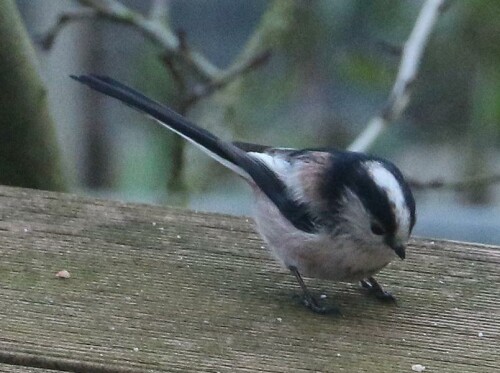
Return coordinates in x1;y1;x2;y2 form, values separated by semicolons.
318;151;415;235
370;222;385;236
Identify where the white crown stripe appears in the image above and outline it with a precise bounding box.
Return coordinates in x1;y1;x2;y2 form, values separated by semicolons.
365;161;411;236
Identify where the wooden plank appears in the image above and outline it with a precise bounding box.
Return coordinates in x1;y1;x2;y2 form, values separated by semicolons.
0;365;62;373
0;185;498;372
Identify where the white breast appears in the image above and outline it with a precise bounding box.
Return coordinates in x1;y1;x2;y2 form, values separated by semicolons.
251;188;396;282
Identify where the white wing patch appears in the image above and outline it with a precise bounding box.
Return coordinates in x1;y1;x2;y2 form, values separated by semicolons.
247;151;308;202
364;161;411;236
247;152;291;178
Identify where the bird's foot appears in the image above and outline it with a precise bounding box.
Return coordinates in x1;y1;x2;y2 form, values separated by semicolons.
300;293;340;315
360;277;397;303
289;266;341;314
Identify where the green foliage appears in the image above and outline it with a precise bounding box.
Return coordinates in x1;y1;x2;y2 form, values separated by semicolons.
337;52;394;89
458;1;500;136
461;0;500;66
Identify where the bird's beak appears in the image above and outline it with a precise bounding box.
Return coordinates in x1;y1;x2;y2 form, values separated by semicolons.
391;244;406;260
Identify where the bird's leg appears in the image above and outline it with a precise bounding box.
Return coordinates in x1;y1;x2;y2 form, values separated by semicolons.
289;266;338;314
360;276;396;302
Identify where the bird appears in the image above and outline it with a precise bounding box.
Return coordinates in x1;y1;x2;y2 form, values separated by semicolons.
71;74;416;314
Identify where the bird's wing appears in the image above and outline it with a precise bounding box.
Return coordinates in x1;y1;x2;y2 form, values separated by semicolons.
232;141;273;153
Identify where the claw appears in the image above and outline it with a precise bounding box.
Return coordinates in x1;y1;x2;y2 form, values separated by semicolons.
289;266;341;314
360;277;397;303
301;294;340;315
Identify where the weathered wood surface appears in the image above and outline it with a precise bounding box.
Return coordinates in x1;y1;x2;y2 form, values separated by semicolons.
0;185;498;373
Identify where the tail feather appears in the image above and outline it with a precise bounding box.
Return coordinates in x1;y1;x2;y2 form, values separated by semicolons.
71;74;250;178
71;74;316;233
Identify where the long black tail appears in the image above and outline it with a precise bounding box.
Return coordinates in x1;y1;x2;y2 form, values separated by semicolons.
71;74;252;178
71;74;315;232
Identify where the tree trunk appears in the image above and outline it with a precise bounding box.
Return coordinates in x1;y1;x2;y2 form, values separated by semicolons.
0;0;65;191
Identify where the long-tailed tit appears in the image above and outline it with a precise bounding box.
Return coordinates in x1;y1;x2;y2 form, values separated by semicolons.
72;75;416;314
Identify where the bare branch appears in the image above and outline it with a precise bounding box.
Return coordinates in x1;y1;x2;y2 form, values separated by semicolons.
41;0;275;86
224;0;295;76
161;54;187;94
348;0;447;152
183;50;272;108
89;0;221;80
37;9;97;50
41;0;284;194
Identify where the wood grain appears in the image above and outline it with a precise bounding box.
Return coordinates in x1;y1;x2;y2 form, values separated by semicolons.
0;186;498;372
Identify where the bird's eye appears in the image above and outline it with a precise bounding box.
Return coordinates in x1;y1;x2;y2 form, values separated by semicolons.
370;222;385;236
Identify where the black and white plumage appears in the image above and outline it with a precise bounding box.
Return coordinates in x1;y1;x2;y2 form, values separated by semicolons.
72;74;416;313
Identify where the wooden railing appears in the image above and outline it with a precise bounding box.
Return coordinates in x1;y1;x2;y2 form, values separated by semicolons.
0;185;498;372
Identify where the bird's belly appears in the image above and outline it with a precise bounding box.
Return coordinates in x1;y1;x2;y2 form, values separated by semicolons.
292;241;393;281
265;231;393;281
252;192;395;282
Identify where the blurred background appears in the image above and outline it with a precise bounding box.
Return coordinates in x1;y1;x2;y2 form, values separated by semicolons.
5;0;500;244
